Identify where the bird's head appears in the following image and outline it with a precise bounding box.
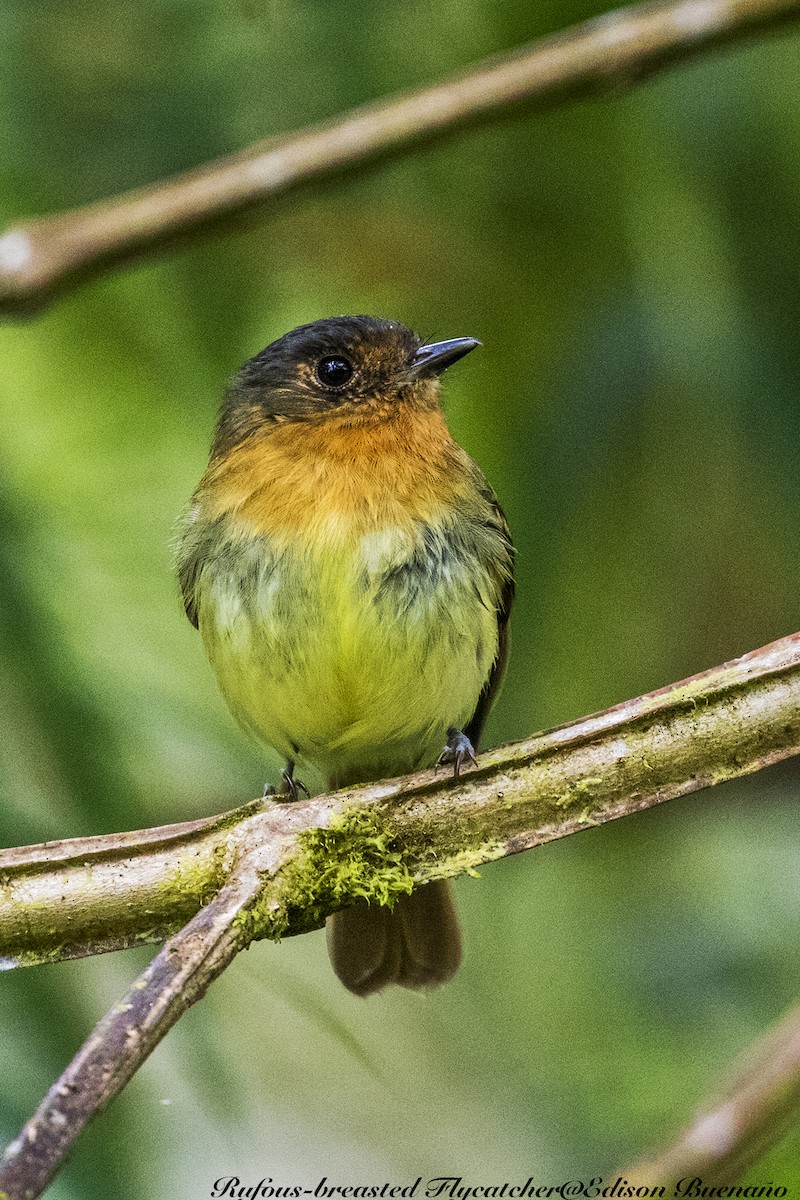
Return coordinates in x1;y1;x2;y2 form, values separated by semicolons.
212;315;480;456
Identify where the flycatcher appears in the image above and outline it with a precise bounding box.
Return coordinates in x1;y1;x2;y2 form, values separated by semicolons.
176;315;514;995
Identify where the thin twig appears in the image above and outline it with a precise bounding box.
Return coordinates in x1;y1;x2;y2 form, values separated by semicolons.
1;0;800;313
3;630;800;968
622;1002;800;1184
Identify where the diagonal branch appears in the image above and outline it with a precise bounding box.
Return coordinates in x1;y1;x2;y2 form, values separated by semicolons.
2;0;800;314
0;858;282;1200
2;631;800;1196
621;1001;800;1184
3;630;800;969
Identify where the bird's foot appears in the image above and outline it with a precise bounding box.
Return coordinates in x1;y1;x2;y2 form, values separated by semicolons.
436;727;478;778
278;760;310;803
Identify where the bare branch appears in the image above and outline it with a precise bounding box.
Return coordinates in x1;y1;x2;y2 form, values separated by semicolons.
2;630;800;968
622;1001;800;1184
1;0;800;314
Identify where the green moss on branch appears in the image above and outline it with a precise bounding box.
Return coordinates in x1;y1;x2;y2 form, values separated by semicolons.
234;808;416;943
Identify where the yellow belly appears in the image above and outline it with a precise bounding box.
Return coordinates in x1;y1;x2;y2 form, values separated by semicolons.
196;516;500;787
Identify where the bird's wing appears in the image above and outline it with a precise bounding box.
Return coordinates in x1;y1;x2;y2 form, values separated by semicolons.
174;505;205;630
177;553;200;629
465;491;515;750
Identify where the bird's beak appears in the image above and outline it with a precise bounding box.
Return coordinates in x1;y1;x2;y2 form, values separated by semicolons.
407;337;481;378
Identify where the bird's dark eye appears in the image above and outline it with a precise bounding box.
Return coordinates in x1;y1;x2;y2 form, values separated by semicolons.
315;356;353;389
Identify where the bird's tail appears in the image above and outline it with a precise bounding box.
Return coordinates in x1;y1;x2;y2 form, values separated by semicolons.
326;880;461;997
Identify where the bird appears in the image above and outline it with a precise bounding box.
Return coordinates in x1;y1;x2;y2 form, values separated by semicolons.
175;315;514;996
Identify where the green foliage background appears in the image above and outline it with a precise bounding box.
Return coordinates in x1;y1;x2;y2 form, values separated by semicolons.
2;0;800;1193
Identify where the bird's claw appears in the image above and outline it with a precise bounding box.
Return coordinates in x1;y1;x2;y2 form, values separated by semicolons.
279;766;310;802
436;728;478;778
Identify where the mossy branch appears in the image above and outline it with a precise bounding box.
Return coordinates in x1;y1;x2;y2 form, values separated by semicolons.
3;630;800;969
3;631;800;1197
0;864;275;1200
1;0;800;314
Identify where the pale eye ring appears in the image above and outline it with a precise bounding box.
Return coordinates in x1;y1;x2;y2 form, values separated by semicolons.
315;356;353;389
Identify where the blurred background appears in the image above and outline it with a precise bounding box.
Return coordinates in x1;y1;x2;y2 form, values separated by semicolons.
2;0;800;1193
